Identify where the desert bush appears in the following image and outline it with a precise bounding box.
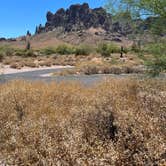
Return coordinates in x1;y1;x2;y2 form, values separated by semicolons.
24;61;37;68
131;42;141;53
97;43;120;57
14;49;27;56
97;43;111;57
143;42;166;55
108;66;122;74
0;53;4;62
39;60;52;67
143;42;166;76
54;68;76;76
10;62;23;69
75;45;92;56
0;46;15;57
122;46;129;54
24;50;37;57
56;44;75;55
3;59;14;65
107;43;121;54
14;49;36;57
75;62;143;75
40;47;57;55
0;79;165;165
122;66;143;74
80;63;100;75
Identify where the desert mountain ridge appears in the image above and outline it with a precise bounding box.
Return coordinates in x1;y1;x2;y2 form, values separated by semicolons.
0;3;160;48
35;3;133;38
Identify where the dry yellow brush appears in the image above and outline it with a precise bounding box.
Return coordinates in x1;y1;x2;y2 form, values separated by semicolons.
0;78;165;165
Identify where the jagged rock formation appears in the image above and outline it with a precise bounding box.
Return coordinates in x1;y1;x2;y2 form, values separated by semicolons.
0;3;163;47
36;3;113;34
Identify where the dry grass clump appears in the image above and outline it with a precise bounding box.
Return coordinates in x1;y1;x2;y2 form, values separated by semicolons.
52;56;76;66
3;57;39;69
51;54;93;66
38;60;52;67
54;68;76;76
55;62;144;76
10;62;24;69
2;58;13;65
24;61;37;68
79;62;144;75
0;79;165;165
2;56;22;66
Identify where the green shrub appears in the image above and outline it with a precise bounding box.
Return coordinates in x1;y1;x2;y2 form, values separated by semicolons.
75;45;92;55
107;43;121;53
24;50;36;57
0;53;4;62
97;43;120;57
144;42;166;76
15;49;27;56
143;42;166;55
40;47;57;55
145;54;166;76
122;47;129;54
0;46;15;57
56;44;75;55
131;43;141;53
97;43;111;57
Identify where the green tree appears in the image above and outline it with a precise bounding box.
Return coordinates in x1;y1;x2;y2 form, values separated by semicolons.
106;0;166;18
106;0;166;76
144;42;166;76
105;0;166;36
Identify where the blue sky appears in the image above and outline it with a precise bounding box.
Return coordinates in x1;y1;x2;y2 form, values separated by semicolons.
0;0;105;38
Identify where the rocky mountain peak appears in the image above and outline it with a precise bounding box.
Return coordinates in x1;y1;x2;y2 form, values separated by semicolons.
36;3;113;34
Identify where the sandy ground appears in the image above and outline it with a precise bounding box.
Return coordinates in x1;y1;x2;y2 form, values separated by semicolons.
0;64;73;75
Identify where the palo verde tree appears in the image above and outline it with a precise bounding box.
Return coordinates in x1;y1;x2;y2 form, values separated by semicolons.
105;0;166;76
105;0;166;18
105;0;166;36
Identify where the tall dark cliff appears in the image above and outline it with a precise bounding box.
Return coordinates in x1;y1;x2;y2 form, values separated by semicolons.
35;3;113;34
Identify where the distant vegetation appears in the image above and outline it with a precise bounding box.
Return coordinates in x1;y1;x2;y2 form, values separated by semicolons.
54;61;143;76
75;45;92;56
0;43;126;57
40;44;91;56
97;43;128;57
0;40;165;76
56;44;75;55
0;45;15;58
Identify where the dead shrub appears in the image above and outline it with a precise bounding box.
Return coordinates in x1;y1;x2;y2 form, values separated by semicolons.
24;61;37;68
10;63;23;69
